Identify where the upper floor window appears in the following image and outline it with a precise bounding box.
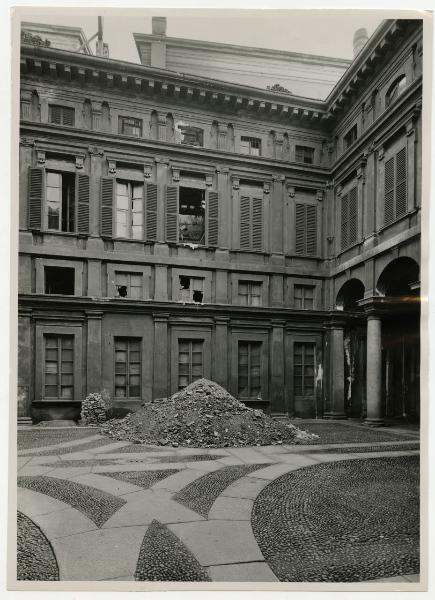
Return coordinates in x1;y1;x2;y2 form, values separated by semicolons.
119;116;142;137
295;203;317;256
179;187;205;244
385;75;407;107
294;285;314;309
176;123;204;147
341;186;358;250
239;191;264;251
115;272;143;299
238;281;262;306
240;136;261;156
179;275;204;303
46;171;75;232
384;147;407;225
343;124;358;149
295;145;314;164
115;180;143;239
45;266;75;295
49;105;75;127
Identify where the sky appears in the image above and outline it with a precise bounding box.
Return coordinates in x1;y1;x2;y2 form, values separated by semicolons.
17;9;398;64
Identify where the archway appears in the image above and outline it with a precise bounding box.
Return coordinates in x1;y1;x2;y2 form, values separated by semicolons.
376;256;419;298
336;278;365;311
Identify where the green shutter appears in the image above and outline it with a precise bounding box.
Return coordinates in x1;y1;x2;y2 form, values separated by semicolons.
207;190;219;246
145;182;158;241
252;197;263;251
77;173;90;235
239;195;251;249
28;167;44;230
384;156;395;225
165;185;178;242
101;177;114;237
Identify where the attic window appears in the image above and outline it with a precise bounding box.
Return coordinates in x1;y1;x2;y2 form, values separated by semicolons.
179;275;204;303
175;123;204;147
343;124;358;149
179;187;205;244
386;75;407;107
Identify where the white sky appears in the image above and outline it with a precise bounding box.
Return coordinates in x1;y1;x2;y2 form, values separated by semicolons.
18;9;397;63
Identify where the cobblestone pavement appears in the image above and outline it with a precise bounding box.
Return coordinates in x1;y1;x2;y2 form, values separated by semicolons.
16;420;420;586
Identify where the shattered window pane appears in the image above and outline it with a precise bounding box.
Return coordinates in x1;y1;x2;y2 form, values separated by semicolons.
179;187;205;244
178;275;204;303
175;122;204;147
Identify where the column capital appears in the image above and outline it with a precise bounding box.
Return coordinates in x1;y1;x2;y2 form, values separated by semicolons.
324;312;347;329
214;315;230;324
85;310;103;320
357;296;388;317
271;319;286;328
153;312;170;322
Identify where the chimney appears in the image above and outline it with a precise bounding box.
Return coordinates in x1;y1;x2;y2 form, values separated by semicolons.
353;28;369;58
152;17;167;36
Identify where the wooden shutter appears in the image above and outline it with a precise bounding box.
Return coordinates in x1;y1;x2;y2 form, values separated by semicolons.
49;105;62;124
165;185;178;242
252;197;263;251
306;204;317;256
145;182;158;241
384;156;395;225
63;107;75;127
207;190;219;246
28;167;44;230
395;147;407;218
341;193;349;250
100;177;114;237
240;196;251;249
295;203;305;255
348;186;358;245
77;174;90;235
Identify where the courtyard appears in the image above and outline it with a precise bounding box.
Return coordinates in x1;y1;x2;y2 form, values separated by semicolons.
16;420;420;584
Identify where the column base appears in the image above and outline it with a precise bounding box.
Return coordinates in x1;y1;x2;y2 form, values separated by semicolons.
323;412;347;420
363;418;385;427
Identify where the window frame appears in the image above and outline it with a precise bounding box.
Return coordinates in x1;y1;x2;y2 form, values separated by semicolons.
288;278;320;310
385;74;407;108
114;179;144;240
113;337;142;400
293;284;315;310
293;341;316;397
237;340;262;400
295;145;315;165
107;264;151;299
177;338;204;390
45;170;76;233
343;124;358;150
118;116;143;138
238;280;263;306
48;104;75;127
240;136;262;156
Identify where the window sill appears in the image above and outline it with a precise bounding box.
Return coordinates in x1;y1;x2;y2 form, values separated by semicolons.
31;229;88;238
377;209;418;234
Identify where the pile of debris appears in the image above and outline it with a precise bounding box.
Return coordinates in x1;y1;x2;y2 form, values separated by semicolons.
101;378;317;447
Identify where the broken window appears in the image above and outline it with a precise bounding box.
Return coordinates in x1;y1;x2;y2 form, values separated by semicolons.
240;136;261;156
175;122;204;147
44;266;75;295
179;275;204;303
238;281;262;306
118;116;143;137
46;171;75;232
115;272;142;299
178;187;205;244
115;180;143;239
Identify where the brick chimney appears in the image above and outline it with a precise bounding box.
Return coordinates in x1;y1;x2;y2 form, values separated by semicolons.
353;28;369;58
152;17;167;36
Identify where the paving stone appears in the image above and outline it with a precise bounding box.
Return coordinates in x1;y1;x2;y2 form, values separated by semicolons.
216;456;245;466
92;462;182;474
135;520;210;581
17;457;32;470
168;520;264;567
263;453;321;467
17;512;59;580
151;469;208;492
23;437;117;457
51;526;147;580
69;472;145;496
208;561;279;582
17;487;71;517
46;466;93;479
98;469;179;491
89;441;133;454
31;506;98;539
17;466;60;477
225;447;274;464
208;496;253;520
221;476;271;500
246;463;303;480
17;429;98;452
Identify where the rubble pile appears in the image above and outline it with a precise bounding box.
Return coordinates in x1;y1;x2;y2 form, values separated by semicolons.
101;378;317;447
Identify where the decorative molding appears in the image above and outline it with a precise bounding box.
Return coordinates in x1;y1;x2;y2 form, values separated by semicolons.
216;165;229;175
172;167;180;183
286;185;295;198
336;185;343;197
75;154;85;170
316;190;323;202
205;174;213;188
144;164;152;179
327;235;334;243
263;182;271;195
356;165;365;182
88;145;104;156
108;159;116;175
377;146;384;161
20;137;35;147
36;149;46;165
231;176;240;190
155;156;170;165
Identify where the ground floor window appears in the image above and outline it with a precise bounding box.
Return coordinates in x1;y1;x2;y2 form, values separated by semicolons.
238;341;261;399
44;334;74;399
114;338;141;398
178;339;203;389
294;342;315;396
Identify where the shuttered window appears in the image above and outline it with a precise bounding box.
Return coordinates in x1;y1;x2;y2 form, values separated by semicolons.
115;181;143;239
145;183;158;241
44;335;74;399
341;186;358;250
295;203;317;256
114;338;141;398
49;105;75;127
238;341;261;399
384;147;407;225
178;340;204;390
115;272;143;299
165;186;219;246
239;195;263;251
294;342;315;396
207;191;219;246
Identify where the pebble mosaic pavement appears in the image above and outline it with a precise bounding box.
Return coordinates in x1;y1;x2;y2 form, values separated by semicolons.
17;511;59;581
16;422;420;584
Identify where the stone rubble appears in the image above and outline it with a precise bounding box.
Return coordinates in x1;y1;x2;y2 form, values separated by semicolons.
101;378;317;447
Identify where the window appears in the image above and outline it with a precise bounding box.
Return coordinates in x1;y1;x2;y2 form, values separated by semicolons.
114;338;141;398
179;187;205;243
386;75;407;107
46;171;75;232
44;335;74;399
118;116;143;137
294;342;315;396
294;285;314;309
175;123;204;147
238;341;261;399
115;180;143;239
179;276;204;303
295;203;317;256
341;187;358;250
295;145;314;164
343;124;358;149
178;339;203;389
49;105;75;127
238;281;262;306
115;272;142;299
240;193;263;251
384;147;407;225
45;266;75;295
240;137;261;156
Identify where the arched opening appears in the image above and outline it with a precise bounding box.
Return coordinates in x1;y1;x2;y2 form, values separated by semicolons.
336;278;365;311
150;110;158;139
210;120;219;149
227;123;235;152
268;130;276;159
385;75;407;108
166;113;174;142
376;256;419;298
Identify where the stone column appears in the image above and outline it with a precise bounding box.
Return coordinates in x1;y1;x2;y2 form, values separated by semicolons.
365;314;384;426
214;316;229;388
86;311;103;394
324;317;347;419
270;320;286;418
153;313;169;399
